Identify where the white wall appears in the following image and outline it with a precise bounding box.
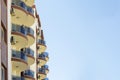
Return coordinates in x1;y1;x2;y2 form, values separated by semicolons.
7;0;12;80
29;15;39;80
0;0;1;79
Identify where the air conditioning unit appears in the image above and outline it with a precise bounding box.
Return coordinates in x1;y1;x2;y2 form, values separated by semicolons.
10;36;16;45
10;8;15;16
37;75;40;79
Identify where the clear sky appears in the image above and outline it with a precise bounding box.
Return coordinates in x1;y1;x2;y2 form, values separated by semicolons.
35;0;120;80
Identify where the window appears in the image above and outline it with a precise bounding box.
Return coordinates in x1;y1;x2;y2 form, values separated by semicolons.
1;22;7;43
1;66;5;80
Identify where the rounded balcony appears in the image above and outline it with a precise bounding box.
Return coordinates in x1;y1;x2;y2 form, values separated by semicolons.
11;0;35;27
26;48;35;65
44;52;49;62
11;24;28;50
41;65;49;74
12;50;28;73
37;39;47;53
26;28;35;47
37;53;48;66
36;31;41;39
22;70;35;80
12;76;25;80
37;68;46;79
41;52;49;62
22;0;34;7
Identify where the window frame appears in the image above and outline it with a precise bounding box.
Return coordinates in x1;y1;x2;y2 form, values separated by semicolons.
1;65;5;80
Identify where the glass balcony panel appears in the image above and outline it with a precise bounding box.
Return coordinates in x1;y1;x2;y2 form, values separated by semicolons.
12;24;27;35
27;28;34;36
24;70;34;77
37;39;46;45
12;76;25;80
26;48;34;57
27;7;34;14
38;54;45;60
12;0;20;5
21;0;34;7
19;2;27;10
43;52;48;57
12;50;27;62
38;68;46;74
42;65;49;69
12;0;34;15
43;78;49;80
40;52;49;58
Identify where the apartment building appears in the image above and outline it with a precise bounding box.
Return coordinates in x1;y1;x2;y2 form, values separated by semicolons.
1;0;8;80
0;0;49;80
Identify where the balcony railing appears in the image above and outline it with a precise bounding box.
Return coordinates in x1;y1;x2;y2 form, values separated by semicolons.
27;27;34;36
42;52;49;58
38;68;46;74
37;39;46;45
12;50;27;62
12;0;34;15
12;24;27;35
12;76;25;80
38;55;46;60
24;69;34;78
27;6;34;14
38;53;47;60
41;65;49;70
42;78;49;80
26;48;34;57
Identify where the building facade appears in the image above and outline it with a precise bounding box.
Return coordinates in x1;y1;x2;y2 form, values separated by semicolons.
1;0;49;80
1;0;8;80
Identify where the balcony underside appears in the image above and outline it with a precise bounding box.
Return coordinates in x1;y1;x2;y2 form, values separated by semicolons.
45;69;49;74
38;73;46;80
11;32;28;50
38;59;47;66
27;34;35;47
12;58;28;73
11;6;35;27
27;55;35;65
37;44;46;53
46;57;49;62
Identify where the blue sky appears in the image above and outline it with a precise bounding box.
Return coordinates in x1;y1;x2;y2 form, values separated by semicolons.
35;0;120;80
